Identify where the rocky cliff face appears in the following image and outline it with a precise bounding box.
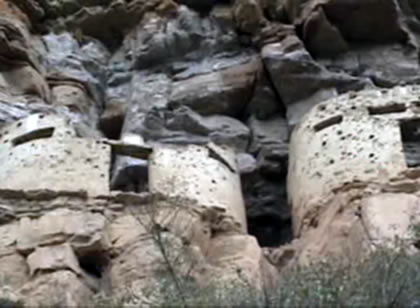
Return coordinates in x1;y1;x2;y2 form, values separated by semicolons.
1;0;420;306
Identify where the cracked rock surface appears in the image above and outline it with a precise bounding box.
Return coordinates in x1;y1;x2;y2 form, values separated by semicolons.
2;0;420;305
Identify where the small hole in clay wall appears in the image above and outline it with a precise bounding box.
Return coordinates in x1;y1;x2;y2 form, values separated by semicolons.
313;115;343;132
368;104;406;115
12;127;55;147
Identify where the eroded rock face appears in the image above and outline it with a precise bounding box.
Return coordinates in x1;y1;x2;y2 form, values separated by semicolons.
3;0;420;304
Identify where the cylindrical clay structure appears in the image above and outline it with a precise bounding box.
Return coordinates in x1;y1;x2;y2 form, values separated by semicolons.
149;142;247;233
288;86;420;234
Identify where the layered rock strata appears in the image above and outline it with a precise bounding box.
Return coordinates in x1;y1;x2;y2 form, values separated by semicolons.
2;0;420;304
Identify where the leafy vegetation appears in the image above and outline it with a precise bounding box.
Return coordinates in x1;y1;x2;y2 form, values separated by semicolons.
79;243;420;308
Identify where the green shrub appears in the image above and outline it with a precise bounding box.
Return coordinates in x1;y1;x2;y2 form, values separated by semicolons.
0;298;25;308
84;242;420;307
154;246;420;308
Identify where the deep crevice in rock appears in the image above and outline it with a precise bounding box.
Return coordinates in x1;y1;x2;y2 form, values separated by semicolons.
400;118;420;168
248;215;293;247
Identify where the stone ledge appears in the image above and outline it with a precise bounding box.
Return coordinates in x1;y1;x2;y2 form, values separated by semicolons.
103;139;153;159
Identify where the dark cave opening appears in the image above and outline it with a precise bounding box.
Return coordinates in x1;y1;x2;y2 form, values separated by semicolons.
248;215;293;247
400;119;420;168
77;251;110;279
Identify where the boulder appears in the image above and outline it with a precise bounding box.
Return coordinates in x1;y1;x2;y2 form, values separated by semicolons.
0;253;28;288
205;234;278;290
302;7;348;57
41;32;108;107
27;243;82;276
245;69;282;120
17;208;108;254
169;59;260;116
20;270;93;307
0;65;50;102
320;44;420;88
232;0;267;34
127;5;240;70
262;35;370;123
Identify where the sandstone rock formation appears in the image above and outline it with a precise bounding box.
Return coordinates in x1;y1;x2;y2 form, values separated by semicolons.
1;0;420;305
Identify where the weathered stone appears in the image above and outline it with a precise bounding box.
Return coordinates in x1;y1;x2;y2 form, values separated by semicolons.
9;0;45;22
41;33;107;106
0;65;50;102
2;0;420;302
127;5;240;70
121;106;250;153
109;235;172;290
27;243;82;276
0;0;30;24
303;7;348;57
106;215;148;257
232;0;267;34
321;0;408;43
245;69;282;120
205;234;278;290
20;270;93;307
0;253;28;288
17;208;107;254
262;34;369;105
0;93;56;126
0;16;39;69
320;44;420;88
361;193;420;246
248;115;288;154
51;84;97;121
0;222;18;252
63;0;175;50
154;202;212;254
169;59;260;116
236;152;257;175
258;0;287;22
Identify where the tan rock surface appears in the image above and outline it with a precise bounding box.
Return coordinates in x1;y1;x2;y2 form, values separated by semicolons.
20;270;93;307
17;208;108;254
5;0;420;305
27;243;82;276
